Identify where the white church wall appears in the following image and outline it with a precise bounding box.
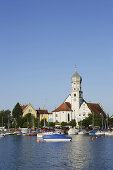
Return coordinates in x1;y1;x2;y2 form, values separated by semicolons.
52;111;72;123
77;102;91;122
64;94;71;103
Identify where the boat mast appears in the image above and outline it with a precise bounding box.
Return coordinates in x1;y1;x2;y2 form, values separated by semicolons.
92;112;94;129
44;111;45;127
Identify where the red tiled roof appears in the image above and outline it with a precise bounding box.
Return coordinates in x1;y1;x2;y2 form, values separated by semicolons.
21;105;28;111
53;102;72;112
37;110;48;114
86;103;106;117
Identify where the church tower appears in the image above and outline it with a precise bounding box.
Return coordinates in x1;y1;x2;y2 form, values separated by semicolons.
71;70;83;121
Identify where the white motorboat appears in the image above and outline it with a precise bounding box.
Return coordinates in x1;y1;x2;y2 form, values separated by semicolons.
37;129;65;139
0;133;5;137
105;131;113;136
68;128;79;135
37;131;54;139
78;130;87;135
95;130;105;136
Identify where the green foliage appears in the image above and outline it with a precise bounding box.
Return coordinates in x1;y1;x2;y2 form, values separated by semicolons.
48;122;55;127
61;122;67;127
80;113;105;128
68;119;76;127
81;114;93;128
55;120;60;125
21;113;38;128
0;110;11;128
22;122;28;128
12;103;23;128
40;118;48;128
108;117;113;128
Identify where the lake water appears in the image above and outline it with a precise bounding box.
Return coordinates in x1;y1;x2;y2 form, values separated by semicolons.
0;135;113;170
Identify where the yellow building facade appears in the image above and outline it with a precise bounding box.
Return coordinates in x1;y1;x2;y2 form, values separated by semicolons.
22;104;37;118
37;109;49;122
40;113;49;122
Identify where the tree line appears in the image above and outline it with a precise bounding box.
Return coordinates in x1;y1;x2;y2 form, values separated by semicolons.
0;102;113;129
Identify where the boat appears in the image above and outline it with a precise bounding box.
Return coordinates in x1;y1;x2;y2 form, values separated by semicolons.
89;129;97;135
37;129;64;139
68;128;79;135
43;134;72;142
78;130;87;135
0;133;5;137
95;130;105;136
104;131;113;136
37;131;54;139
29;133;37;136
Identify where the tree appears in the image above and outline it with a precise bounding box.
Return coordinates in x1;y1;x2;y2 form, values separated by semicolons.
0;110;11;128
40;118;48;128
61;122;67;127
80;113;105;129
108;117;113;128
48;122;55;127
21;113;38;128
12;103;23;128
68;119;76;127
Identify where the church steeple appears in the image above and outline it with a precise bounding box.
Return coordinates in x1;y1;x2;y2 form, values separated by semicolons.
71;69;82;83
71;69;83;121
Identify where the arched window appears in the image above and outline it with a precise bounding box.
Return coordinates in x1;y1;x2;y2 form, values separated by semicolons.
68;113;70;122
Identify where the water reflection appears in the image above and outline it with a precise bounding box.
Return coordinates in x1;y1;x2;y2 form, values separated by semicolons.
0;135;113;169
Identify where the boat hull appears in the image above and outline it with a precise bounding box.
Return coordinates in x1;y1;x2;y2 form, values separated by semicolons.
43;134;72;142
95;131;105;136
43;138;72;142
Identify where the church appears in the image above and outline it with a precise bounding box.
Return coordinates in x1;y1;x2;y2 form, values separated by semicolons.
51;69;106;126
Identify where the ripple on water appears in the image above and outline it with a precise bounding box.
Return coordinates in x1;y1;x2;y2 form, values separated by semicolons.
0;135;113;169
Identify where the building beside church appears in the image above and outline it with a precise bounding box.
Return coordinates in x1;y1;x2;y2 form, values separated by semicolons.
37;108;52;122
52;70;106;125
21;104;37;118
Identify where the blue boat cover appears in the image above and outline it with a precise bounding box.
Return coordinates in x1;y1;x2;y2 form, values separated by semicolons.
43;134;72;139
89;130;97;134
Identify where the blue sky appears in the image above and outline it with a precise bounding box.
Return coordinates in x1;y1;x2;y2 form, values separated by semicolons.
0;0;113;115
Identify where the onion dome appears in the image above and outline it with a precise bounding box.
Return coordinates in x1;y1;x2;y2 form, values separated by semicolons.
71;71;82;82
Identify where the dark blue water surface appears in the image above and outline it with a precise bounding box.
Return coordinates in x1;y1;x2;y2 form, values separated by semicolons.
0;135;113;170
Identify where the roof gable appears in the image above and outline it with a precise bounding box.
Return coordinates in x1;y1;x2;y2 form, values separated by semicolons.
53;102;72;112
86;103;106;117
21;104;36;113
21;105;28;111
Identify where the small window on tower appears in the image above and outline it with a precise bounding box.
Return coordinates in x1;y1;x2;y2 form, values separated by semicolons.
74;94;76;97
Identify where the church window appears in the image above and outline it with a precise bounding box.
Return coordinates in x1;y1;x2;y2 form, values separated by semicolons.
68;114;70;122
83;113;85;116
74;94;76;97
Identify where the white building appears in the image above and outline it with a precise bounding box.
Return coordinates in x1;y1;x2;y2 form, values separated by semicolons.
51;70;106;125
